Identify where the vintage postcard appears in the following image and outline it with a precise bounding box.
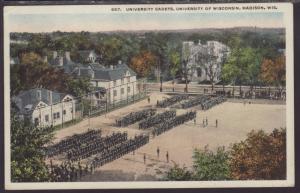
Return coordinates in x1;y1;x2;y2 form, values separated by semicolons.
4;3;294;189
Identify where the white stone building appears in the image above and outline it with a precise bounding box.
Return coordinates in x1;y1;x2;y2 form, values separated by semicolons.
182;40;230;83
74;61;137;104
13;88;76;127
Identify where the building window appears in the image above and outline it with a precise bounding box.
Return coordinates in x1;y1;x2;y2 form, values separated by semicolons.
121;88;124;95
197;68;202;77
34;118;39;126
127;77;130;83
45;115;49;122
96;81;98;87
121;78;124;84
127;86;131;93
113;81;117;87
63;110;66;115
53;112;60;119
113;90;117;97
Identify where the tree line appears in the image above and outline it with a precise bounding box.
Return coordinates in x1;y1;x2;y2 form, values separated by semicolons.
11;28;285;86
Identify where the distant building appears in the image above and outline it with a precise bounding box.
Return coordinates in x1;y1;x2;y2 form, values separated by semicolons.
74;61;137;104
182;40;230;83
13;88;76;127
78;50;98;63
45;50;138;105
47;51;75;67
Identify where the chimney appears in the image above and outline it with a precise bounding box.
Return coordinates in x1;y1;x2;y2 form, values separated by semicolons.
110;65;114;70
43;56;48;63
198;40;201;45
118;60;122;65
65;51;71;61
48;90;52;105
58;57;63;66
53;51;57;59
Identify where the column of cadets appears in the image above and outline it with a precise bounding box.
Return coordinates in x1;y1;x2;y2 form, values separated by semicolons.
67;132;128;162
180;95;226;110
138;110;176;129
46;129;102;157
156;95;189;108
47;131;150;182
90;134;149;169
115;108;156;127
152;111;196;136
201;96;227;110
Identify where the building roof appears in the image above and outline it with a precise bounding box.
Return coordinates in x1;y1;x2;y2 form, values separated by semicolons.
13;88;70;114
76;62;137;81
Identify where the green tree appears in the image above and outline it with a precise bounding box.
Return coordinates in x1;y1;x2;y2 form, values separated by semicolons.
66;77;93;97
193;146;231;180
247;51;263;93
222;41;258;96
182;43;192;92
11;110;54;182
169;50;181;90
96;36;124;66
164;163;193;181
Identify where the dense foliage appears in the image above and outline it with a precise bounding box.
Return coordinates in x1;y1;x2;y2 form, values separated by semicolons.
164;163;193;181
11;27;285;84
193;146;231;180
164;128;286;181
230;128;286;180
10;52;92;96
11;110;54;182
260;54;286;88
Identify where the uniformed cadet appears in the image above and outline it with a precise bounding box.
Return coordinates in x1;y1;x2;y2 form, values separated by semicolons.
166;151;169;163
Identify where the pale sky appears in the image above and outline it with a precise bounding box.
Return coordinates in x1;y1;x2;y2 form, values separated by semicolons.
8;12;284;33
